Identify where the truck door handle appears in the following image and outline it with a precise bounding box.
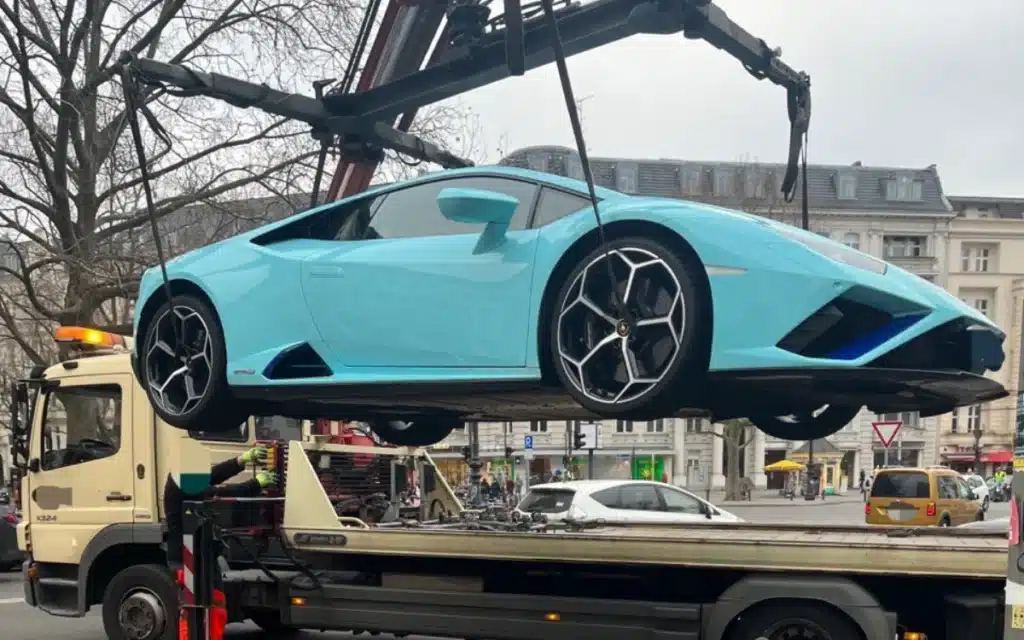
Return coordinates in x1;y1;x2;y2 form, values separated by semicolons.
309;265;344;278
106;494;132;502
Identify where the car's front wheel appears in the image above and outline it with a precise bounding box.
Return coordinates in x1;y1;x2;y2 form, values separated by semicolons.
550;237;706;418
139;294;245;432
368;417;461;447
749;405;860;441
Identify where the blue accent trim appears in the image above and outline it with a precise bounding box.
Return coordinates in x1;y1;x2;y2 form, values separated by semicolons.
828;314;927;361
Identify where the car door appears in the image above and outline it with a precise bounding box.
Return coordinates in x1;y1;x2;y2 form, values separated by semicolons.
655;485;711;523
24;375;133;565
300;175;541;368
954;476;977;525
590;483;669;523
935;474;959;525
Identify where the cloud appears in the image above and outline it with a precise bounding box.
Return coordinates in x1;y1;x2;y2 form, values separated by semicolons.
456;0;1024;196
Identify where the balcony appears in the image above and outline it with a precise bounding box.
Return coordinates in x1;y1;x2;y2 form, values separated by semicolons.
883;254;938;275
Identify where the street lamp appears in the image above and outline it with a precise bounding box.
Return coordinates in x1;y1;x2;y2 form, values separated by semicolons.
972;425;983;475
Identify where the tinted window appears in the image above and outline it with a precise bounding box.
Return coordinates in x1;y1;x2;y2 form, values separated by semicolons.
366;176;537;240
532;187;590;227
255;416;303;441
657;486;704;514
593;484;660;511
956;477;972;500
966;476;985;489
936;476;959;500
871;472;930;499
517;488;575;513
41;384;122;471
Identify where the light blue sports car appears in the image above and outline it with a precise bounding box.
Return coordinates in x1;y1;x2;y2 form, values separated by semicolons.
131;166;1007;446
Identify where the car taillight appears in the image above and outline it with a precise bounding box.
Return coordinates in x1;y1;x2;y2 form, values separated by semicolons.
926;502;936;517
864;504;871;516
3;513;17;525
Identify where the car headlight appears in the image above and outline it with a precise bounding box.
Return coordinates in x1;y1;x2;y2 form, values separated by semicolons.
774;227;887;275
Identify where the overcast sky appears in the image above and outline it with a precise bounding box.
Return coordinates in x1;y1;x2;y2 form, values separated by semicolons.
458;0;1022;197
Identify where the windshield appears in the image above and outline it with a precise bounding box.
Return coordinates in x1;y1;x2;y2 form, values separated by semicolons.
517;488;575;514
871;472;930;499
967;476;985;488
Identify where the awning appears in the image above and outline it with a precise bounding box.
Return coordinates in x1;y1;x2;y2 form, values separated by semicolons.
941;452;976;461
982;451;1014;464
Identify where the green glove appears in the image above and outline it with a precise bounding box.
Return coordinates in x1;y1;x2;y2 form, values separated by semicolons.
256;470;277;488
240;446;268;465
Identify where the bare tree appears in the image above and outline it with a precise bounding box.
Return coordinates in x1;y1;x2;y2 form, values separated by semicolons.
707;419;756;501
0;0;473;355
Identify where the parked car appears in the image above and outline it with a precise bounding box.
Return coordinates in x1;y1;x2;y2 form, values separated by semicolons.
866;466;983;527
0;504;23;571
515;479;742;525
964;474;990;511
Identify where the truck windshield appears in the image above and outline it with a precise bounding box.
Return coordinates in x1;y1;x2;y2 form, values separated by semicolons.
517;488;575;513
871;472;930;499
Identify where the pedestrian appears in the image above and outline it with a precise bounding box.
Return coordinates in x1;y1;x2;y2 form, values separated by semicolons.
863;474;872;502
164;445;276;571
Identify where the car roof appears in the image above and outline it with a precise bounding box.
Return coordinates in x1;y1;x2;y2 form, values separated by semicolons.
529;479;685;494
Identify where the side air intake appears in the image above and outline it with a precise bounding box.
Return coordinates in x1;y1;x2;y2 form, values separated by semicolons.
263;343;332;380
778;297;895;360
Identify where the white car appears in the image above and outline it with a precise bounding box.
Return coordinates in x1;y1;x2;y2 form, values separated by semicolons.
515;479;743;525
964;474;990;511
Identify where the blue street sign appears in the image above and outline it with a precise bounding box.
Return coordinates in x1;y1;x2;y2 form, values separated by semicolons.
524;435;534;450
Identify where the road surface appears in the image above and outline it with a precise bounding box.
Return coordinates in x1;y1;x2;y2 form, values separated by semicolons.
1;499;1008;639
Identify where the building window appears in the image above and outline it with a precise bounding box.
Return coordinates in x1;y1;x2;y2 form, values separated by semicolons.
878;412;919;428
684;418;705;433
950;409;959;434
967;404;982;433
743;171;766;198
616;163;638;194
960;289;994;318
646;420;665;433
566;154;584;181
837;174;857;200
883;235;926;258
960;244;993;273
529;421;547;433
713;169;733;197
526;152;548;173
884;176;923;202
616;420;634;433
680;168;702;196
841;232;860;250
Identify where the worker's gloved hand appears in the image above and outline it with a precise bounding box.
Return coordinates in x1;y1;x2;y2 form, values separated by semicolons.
256;470;277;488
239;445;268;466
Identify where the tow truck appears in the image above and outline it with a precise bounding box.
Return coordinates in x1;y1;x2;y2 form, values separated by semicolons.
9;325;1013;640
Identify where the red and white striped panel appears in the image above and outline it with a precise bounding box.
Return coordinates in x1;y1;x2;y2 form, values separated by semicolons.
181;533;195;604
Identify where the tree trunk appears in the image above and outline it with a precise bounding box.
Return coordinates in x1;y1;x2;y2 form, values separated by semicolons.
725;441;742;501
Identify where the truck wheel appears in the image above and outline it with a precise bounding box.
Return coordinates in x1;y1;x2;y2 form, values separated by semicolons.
102;564;177;640
247;609;299;635
729;602;861;640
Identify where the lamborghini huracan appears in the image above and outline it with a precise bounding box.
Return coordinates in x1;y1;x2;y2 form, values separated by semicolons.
130;166;1007;446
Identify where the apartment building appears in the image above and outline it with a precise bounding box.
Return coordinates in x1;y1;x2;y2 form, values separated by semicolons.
431;146;958;489
938;196;1024;475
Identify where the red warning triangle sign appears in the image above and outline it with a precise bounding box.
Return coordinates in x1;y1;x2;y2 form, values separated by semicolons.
872;421;902;448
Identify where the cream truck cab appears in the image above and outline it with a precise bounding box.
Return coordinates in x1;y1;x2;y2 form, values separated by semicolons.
14;327;269;639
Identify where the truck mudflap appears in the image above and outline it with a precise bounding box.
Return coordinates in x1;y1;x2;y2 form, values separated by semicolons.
21;559;35;607
702;574;897;640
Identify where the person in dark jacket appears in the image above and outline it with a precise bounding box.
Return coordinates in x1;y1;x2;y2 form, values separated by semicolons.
164;445;275;568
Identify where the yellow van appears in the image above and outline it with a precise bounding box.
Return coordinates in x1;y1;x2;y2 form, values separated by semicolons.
865;467;983;527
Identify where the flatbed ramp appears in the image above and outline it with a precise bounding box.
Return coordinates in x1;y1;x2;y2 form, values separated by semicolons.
282;522;1008;579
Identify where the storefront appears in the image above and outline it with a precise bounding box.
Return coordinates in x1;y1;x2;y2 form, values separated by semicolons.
943;449;1013;477
790;439;844;495
632;455;669;482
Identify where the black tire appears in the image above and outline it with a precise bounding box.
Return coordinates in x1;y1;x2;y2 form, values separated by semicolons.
729;601;861;640
750;405;860;441
369;417;460;447
101;564;178;640
939;516;951;527
549;236;706;418
139;294;245;432
246;609;299;635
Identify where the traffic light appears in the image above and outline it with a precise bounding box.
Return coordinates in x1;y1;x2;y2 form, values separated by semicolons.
504;446;513;459
573;428;586;450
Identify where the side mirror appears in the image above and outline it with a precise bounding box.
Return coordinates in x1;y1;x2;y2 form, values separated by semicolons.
437;188;519;226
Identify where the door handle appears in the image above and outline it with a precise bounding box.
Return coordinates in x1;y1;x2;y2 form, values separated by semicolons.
106;494;132;502
308;265;344;278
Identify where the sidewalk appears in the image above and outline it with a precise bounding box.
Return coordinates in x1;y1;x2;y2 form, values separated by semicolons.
703;489;864;507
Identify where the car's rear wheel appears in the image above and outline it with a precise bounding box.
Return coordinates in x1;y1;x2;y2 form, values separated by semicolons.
140;294;245;432
749;405;860;441
368;417;461;446
550;237;705;418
